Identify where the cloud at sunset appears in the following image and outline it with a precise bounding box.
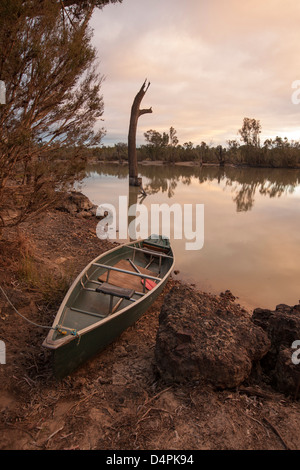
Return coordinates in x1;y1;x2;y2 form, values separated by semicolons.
90;0;300;146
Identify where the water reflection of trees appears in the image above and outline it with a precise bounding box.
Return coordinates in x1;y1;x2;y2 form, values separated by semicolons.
85;163;129;180
224;167;300;211
84;163;300;212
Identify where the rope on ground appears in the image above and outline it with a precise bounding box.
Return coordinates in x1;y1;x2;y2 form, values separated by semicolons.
0;285;78;337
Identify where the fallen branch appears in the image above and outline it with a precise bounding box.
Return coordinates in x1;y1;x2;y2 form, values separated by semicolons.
136;407;174;426
238;385;278;400
263;417;292;450
45;425;64;446
140;386;173;409
240;411;266;429
70;390;98;414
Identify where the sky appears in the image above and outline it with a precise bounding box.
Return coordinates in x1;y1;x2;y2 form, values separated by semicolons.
90;0;300;147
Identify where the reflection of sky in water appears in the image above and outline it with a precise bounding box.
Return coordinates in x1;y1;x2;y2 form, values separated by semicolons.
77;165;300;311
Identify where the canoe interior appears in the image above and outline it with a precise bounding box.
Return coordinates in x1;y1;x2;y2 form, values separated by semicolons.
50;239;173;343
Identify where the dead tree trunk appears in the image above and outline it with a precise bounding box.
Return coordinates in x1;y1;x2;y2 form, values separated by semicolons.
128;79;152;186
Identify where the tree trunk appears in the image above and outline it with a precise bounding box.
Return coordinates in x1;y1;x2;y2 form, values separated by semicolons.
128;184;139;240
128;79;152;186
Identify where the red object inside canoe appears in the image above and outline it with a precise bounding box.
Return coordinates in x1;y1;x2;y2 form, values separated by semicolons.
141;278;156;290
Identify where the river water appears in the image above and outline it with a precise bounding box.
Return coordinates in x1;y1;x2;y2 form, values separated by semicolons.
77;162;300;311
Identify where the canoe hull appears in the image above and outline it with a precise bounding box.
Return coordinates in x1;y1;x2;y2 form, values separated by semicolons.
52;275;168;379
43;237;174;379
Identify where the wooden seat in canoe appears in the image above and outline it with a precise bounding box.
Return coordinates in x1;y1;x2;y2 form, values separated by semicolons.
96;282;135;300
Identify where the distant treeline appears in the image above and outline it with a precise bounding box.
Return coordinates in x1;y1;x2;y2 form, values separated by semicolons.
86;139;300;168
84;119;300;168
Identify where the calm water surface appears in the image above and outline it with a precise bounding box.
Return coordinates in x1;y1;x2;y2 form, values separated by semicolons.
77;163;300;311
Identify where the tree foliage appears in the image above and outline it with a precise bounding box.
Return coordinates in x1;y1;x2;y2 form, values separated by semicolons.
238;117;261;147
61;0;121;9
0;0;116;226
143;127;181;162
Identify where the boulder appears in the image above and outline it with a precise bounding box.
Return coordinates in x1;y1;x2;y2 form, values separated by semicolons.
56;191;98;217
252;304;300;396
155;284;270;389
275;347;300;397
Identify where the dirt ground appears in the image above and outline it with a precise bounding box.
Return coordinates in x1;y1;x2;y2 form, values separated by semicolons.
0;209;299;451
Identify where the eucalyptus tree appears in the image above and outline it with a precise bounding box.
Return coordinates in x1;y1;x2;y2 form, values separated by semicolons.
167;126;179;163
144;128;169;161
238;117;261;147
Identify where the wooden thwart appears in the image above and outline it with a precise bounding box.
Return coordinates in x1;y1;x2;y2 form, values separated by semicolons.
96;282;135;300
127;245;173;259
96;281;136;314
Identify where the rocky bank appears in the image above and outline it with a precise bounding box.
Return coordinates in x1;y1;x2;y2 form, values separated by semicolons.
155;285;271;389
155;286;300;399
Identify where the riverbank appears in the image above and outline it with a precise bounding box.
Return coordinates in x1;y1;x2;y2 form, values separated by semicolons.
87;159;236;167
0;206;300;450
86;158;300;169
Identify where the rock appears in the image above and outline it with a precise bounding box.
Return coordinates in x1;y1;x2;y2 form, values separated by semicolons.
155;284;270;389
220;289;236;302
252;303;300;396
275;347;300;397
56;191;98;217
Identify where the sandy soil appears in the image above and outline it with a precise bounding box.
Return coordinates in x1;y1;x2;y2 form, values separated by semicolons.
0;210;299;451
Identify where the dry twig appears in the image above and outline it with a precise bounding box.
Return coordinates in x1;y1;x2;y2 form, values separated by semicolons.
263;417;292;450
45;425;64;446
136;407;174;426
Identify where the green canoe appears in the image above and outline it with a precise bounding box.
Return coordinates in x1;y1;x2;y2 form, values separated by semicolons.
43;236;174;379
